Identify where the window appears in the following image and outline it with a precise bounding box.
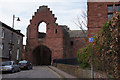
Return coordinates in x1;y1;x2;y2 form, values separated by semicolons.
38;22;46;33
1;29;5;38
0;43;4;50
70;41;74;46
107;13;113;20
2;43;4;50
107;5;113;20
16;48;19;60
115;4;120;12
38;22;46;38
55;29;57;34
9;49;12;57
17;36;20;44
107;4;120;20
107;5;113;12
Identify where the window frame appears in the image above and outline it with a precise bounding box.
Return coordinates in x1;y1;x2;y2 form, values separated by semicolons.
2;43;4;50
107;13;113;20
0;43;4;50
115;4;120;12
1;29;5;38
107;4;120;20
107;5;113;13
17;36;20;44
16;48;19;60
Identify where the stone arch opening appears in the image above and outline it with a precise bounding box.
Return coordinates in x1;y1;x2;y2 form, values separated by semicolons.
38;22;47;39
32;45;51;65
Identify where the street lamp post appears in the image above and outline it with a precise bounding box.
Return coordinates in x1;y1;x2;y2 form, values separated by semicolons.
9;14;20;60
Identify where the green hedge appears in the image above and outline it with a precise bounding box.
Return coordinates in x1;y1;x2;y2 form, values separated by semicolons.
77;13;120;78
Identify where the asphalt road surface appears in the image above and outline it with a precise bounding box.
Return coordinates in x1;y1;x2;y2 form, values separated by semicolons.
2;66;61;78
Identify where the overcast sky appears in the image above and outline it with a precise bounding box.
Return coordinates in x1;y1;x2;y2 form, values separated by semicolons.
0;0;87;44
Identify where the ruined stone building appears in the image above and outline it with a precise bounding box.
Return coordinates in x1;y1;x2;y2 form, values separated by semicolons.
26;6;87;65
26;1;120;65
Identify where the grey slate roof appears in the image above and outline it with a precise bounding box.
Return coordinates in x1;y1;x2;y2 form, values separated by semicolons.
0;21;24;37
69;30;87;38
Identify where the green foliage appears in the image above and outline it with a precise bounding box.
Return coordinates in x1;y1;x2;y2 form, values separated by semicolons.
101;21;111;33
95;40;102;51
77;45;92;68
80;61;89;69
77;13;120;78
77;49;80;62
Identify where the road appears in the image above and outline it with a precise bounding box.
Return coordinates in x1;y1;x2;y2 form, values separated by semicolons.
2;66;61;78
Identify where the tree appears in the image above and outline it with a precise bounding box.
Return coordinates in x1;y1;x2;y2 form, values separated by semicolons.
73;10;87;35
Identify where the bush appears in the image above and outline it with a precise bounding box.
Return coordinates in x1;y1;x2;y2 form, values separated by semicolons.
77;12;120;78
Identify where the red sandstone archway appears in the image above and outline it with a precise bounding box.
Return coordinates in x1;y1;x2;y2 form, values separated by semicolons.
32;45;51;65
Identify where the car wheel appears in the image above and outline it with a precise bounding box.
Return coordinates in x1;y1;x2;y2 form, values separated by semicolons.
11;68;15;73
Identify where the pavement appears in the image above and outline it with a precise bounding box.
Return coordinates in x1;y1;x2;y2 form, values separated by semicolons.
48;66;76;78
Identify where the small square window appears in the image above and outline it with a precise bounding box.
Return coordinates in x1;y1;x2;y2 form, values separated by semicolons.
115;5;120;12
107;5;113;12
107;13;113;20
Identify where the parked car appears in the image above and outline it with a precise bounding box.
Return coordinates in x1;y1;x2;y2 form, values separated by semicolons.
18;60;32;70
0;61;20;73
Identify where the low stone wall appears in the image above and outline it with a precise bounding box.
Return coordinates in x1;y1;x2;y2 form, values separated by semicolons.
53;63;110;78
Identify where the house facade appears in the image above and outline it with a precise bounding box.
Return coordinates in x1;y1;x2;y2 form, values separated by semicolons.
87;0;120;40
0;21;24;61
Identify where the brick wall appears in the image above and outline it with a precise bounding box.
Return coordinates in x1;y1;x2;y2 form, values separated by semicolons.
87;2;120;40
53;63;109;78
70;37;87;58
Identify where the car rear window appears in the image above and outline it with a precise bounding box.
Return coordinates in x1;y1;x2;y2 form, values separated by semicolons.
2;61;12;66
19;60;27;63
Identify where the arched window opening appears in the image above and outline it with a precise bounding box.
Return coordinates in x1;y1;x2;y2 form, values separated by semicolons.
38;22;46;38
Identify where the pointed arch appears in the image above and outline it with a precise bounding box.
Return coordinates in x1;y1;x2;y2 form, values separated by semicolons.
32;45;52;65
